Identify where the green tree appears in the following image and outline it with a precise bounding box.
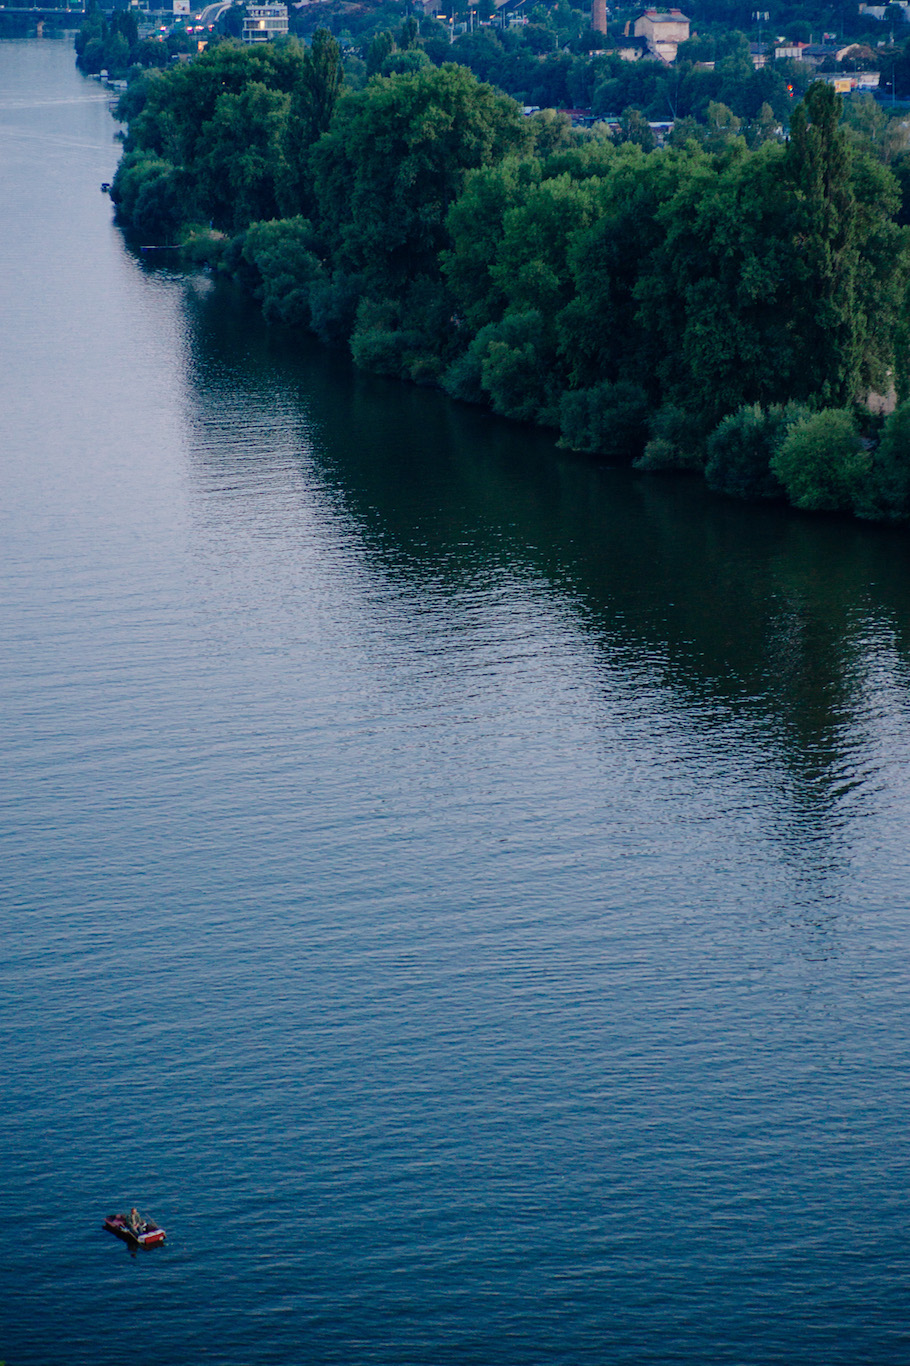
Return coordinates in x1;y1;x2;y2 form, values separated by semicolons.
480;309;560;424
745;102;778;148
312;64;532;295
442;309;557;421
282;28;343;213
558;380;650;460
242;216;325;327
442;155;542;330
784;82;873;405
633;141;801;424
381;49;433;76
556;140;672;393
770;408;868;511
110;151;189;240
855;399;910;520
125;41;308;168
704;402;808;500
703;100;741;150
618;107;656;151
491;172;600;322
398;16;420;50
300;28;343;139
197;83;291;229
366;30;395;78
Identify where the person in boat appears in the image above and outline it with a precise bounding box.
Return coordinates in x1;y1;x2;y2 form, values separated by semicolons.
128;1207;143;1235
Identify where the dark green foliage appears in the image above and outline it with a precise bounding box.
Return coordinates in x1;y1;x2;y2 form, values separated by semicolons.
112;38;344;232
541;130;616;182
491;172;599;323
294;29;344;144
889;151;910;225
634;405;709;473
480;310;560;426
855;401;910;521
366;31;395;78
770;409;868;511
704;402;809;500
283;29;343;214
782;83;905;408
398;17;420;51
350;297;424;377
555;141;684;394
634;141;801;425
308;272;365;347
442;156;542;330
242;217;324;327
76;9;145;77
441;338;489;406
179;226;229;268
618;108;656;152
105;55;910;524
526;108;576;157
558;381;650;461
785;83;860;405
131;40;170;73
124;41;309;167
196;83;291;229
311;64;531;292
350;277;459;384
110;151;189;240
381;50;432;77
442;311;557;424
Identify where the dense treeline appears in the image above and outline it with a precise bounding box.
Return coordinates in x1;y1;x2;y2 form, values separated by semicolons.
75;0;910;137
391;23;806;125
75;7;194;75
109;37;910;521
288;0;910;127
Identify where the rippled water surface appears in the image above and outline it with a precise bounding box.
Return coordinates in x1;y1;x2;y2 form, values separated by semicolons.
3;41;910;1366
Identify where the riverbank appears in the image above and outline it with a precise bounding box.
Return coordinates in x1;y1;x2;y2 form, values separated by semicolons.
105;37;910;523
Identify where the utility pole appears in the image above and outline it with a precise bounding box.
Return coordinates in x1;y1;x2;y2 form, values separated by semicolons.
752;9;769;60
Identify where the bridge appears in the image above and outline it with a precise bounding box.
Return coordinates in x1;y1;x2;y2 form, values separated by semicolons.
0;6;87;15
196;0;235;22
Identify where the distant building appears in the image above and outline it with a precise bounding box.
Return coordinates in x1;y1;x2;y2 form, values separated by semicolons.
859;0;910;16
615;38;647;59
817;68;881;88
592;0;607;35
800;43;843;66
242;3;288;42
632;8;689;62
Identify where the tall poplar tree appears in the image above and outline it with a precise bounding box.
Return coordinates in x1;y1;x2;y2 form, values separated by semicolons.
785;81;901;406
281;28;343;215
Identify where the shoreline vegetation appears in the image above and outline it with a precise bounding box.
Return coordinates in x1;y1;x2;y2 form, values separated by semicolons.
97;27;910;522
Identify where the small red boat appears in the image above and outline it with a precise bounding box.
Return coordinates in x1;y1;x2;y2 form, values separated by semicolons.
104;1211;166;1248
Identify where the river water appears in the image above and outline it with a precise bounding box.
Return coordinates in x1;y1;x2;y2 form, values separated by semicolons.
3;39;910;1366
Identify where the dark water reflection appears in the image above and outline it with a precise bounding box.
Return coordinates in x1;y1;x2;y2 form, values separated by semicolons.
181;279;910;836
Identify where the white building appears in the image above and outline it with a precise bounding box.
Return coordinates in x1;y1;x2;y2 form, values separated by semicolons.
859;1;910;17
242;4;288;42
632;8;690;62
